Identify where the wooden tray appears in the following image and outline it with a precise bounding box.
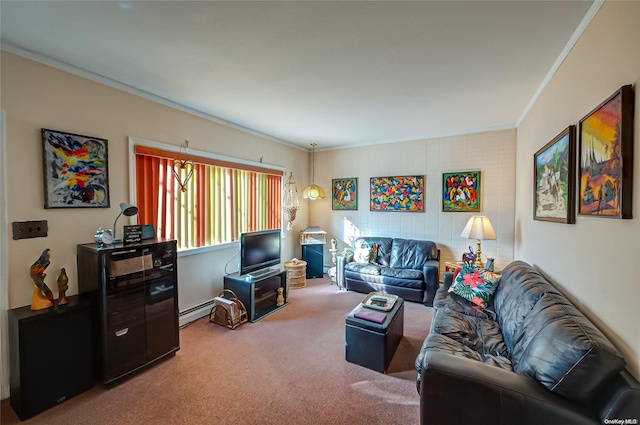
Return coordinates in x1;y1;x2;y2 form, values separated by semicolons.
361;292;398;311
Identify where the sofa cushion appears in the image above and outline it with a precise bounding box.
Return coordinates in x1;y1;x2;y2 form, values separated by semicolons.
431;306;508;358
448;262;500;308
360;237;393;267
345;269;424;290
512;293;625;405
416;333;512;373
389;239;438;269
492;261;562;355
380;267;423;280
345;262;381;275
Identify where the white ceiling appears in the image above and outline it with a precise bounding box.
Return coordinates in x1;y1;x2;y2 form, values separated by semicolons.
1;1;597;150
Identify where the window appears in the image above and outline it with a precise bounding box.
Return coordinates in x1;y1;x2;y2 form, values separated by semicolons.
134;143;283;250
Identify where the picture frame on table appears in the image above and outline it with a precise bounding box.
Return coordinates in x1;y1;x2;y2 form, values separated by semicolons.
369;175;424;212
42;128;110;208
332;178;358;210
533;125;576;224
578;85;634;219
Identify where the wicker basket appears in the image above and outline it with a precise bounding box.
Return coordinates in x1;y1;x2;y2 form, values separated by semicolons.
209;289;248;330
284;260;307;289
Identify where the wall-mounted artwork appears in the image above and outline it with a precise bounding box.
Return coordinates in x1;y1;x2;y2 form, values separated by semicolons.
534;126;576;223
332;178;357;210
370;175;424;212
442;171;480;212
42;128;110;208
578;85;634;218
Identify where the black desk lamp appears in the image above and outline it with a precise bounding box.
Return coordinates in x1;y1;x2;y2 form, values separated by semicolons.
113;202;139;242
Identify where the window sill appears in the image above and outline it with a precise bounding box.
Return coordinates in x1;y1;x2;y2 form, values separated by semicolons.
177;241;238;258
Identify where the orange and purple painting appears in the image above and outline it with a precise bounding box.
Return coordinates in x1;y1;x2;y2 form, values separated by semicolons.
370;176;423;212
42;128;110;208
578;86;632;218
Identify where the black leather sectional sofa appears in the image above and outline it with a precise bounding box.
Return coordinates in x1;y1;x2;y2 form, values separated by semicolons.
336;237;440;305
415;260;640;424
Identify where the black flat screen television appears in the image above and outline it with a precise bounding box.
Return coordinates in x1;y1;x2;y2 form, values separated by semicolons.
239;229;282;276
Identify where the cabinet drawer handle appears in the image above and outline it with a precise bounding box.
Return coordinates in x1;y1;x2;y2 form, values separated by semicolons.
115;328;129;337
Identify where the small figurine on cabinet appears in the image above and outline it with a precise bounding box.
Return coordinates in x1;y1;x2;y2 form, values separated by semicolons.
29;249;54;310
276;287;285;307
57;268;69;305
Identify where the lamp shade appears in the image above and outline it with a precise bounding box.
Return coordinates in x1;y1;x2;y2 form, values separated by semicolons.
460;215;496;240
120;202;139;216
302;184;326;200
113;202;139;241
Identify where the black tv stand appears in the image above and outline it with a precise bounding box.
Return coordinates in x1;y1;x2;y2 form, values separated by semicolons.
224;268;288;322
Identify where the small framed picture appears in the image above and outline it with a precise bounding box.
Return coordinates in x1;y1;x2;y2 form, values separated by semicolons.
332;178;357;210
42;128;110;208
442;171;480;212
533;126;576;224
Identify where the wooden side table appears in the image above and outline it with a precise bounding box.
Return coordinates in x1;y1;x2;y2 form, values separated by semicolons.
444;261;502;274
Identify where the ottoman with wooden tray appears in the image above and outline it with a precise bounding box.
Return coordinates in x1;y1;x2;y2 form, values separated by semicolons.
345;292;404;373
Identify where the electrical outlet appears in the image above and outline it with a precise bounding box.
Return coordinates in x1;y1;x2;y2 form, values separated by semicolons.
12;220;48;240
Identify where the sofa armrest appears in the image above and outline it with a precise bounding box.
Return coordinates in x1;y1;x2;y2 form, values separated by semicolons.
421;259;439;306
419;351;599;425
442;271;454;290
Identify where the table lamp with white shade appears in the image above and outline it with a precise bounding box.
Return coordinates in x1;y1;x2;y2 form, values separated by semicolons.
460;215;496;269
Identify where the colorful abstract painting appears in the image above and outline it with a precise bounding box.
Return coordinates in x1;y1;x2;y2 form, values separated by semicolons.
578;85;634;218
332;178;357;210
369;176;423;212
42;128;110;208
442;171;480;212
534;126;575;223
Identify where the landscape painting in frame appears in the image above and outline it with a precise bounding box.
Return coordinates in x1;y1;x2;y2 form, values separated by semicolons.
42;128;110;208
370;175;424;212
534;126;576;224
578;85;634;218
442;171;481;212
332;178;357;210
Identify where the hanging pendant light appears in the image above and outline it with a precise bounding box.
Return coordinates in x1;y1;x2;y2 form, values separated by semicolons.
302;143;325;200
172;140;194;192
282;172;300;231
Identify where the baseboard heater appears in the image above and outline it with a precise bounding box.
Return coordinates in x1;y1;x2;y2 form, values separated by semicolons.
179;299;215;328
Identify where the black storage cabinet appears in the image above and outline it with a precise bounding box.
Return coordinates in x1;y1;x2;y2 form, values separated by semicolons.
302;244;324;279
77;238;179;387
9;296;93;420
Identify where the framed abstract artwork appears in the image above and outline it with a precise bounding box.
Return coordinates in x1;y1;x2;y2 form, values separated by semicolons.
42;128;110;208
578;85;634;218
533;126;576;223
442;171;481;212
370;175;424;212
332;178;357;210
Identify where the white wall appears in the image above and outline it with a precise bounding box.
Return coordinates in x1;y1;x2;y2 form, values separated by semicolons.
515;0;640;378
311;129;516;276
0;52;310;316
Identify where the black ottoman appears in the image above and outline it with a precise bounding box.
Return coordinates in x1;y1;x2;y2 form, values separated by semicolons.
345;297;404;373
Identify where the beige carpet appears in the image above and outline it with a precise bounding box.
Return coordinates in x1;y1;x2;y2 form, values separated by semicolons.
1;277;433;425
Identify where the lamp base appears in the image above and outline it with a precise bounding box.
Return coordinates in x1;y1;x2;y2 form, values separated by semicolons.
474;239;484;269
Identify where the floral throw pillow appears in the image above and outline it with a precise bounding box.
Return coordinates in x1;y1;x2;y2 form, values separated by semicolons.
353;240;378;264
449;262;500;308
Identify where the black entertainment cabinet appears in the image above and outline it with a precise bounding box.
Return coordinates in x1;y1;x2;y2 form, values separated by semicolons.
77;238;179;387
223;268;288;322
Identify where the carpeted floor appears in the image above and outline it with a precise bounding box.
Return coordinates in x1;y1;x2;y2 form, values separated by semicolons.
1;277;433;424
